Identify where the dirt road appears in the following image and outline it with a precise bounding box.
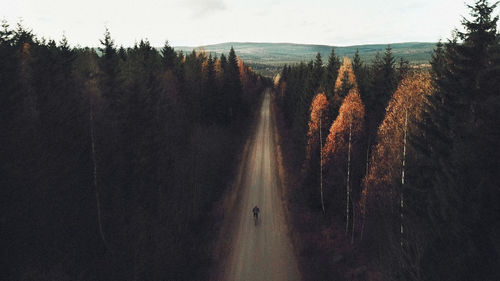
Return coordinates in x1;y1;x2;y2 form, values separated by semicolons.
216;89;301;281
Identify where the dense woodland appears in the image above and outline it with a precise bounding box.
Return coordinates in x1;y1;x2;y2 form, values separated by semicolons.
0;23;268;280
275;1;500;280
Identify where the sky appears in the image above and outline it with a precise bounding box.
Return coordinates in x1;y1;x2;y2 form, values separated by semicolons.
1;0;476;47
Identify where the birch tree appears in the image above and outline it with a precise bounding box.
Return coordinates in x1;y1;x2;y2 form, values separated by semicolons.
322;89;365;234
305;93;329;213
360;72;432;244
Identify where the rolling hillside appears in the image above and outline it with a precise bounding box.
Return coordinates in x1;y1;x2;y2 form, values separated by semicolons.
175;42;436;76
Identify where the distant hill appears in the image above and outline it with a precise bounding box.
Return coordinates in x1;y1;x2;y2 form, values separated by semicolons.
174;42;436;76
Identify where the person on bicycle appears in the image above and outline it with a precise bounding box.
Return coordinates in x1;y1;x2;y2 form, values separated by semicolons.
252;205;260;221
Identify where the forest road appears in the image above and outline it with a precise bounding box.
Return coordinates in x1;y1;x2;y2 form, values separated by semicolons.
216;89;301;281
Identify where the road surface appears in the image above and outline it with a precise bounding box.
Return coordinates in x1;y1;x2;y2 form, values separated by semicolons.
217;89;301;281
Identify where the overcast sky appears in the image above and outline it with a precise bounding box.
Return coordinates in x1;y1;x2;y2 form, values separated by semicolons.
1;0;476;47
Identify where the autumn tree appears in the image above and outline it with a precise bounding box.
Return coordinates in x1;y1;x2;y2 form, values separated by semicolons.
322;90;365;235
360;72;432;278
334;57;358;98
361;72;432;227
237;56;261;114
304;93;330;212
327;56;359;122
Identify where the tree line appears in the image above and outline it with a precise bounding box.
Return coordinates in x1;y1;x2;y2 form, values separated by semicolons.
274;1;499;280
0;23;268;280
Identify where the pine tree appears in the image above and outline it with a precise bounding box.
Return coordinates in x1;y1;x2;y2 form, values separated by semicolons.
396;57;410;82
313;52;324;90
0;20;18;129
203;53;218;123
161;40;177;70
352;49;370;102
219;53;227;72
409;1;500;280
322;48;341;99
366;46;397;141
98;28;120;105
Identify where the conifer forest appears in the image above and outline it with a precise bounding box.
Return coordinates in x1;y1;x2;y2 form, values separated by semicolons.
1;0;499;280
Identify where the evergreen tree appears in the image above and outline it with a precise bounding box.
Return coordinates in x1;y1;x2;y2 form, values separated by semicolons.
409;1;500;280
322;48;341;98
396;57;410;82
352;49;362;73
203;53;218;123
117;45;127;61
366;46;397;140
219;53;227;70
223;47;243;122
161;40;177;70
352;49;370;101
98;28;120;105
0;20;18;130
183;50;203;121
313;52;324;89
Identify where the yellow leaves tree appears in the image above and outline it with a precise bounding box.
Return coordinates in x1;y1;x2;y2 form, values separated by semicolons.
306;93;330;156
214;57;224;84
328;57;359;120
322;89;365;165
334;57;358;97
360;72;433;242
273;73;281;88
238;57;252;88
322;89;365;239
237;56;258;100
305;93;330;213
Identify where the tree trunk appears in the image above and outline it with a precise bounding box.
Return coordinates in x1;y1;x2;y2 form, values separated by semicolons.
360;153;374;242
320;118;325;214
90;98;111;253
365;137;370;176
351;199;355;244
401;110;408;249
346;119;352;234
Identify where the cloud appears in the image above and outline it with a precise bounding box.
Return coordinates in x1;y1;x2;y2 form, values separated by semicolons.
182;0;227;18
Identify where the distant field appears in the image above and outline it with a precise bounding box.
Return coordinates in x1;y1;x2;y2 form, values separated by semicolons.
174;42;437;76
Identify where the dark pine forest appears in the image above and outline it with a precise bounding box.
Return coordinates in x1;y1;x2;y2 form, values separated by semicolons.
0;24;268;280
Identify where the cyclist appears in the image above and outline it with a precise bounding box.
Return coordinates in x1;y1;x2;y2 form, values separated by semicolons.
252;205;260;225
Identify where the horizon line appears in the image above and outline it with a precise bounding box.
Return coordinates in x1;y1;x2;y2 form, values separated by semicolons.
173;41;438;49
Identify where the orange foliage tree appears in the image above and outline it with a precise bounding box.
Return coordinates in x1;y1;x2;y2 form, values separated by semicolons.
306;93;330;160
322;89;365;238
304;93;330;212
334;57;358;97
322;89;365;166
214;56;224;85
273;73;281;88
237;56;261;105
327;57;359;119
360;72;433;241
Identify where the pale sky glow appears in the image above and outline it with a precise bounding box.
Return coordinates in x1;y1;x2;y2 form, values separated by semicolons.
1;0;476;47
